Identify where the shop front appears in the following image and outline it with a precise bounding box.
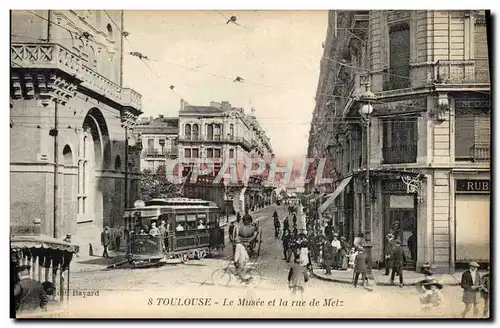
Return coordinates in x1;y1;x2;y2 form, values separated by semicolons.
454;178;490;266
382;179;418;270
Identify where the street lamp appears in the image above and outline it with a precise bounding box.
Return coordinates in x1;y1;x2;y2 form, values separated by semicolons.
358;85;376;243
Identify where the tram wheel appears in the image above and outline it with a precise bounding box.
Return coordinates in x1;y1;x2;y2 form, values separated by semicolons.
211;268;230;286
181;253;189;263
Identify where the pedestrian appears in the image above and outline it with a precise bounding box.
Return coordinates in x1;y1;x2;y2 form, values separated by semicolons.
41;281;60;312
384;233;395;275
348;247;357;269
274;214;281;238
339;236;348;270
353;233;365;248
331;234;341;269
236;212;241;223
363;243;374;291
390;240;406;287
115;226;122;251
322;240;335;275
461;261;481;317
292;214;297;227
407;232;416;262
283;216;290;233
288;250;307;296
14;265;48;314
159;221;167;252
101;226;111;258
419;279;444;313
242;209;253;225
480;265;490;317
282;229;291;261
353;246;368;288
229;221;236;254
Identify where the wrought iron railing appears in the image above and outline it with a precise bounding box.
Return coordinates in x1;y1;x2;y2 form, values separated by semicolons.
382;145;417;164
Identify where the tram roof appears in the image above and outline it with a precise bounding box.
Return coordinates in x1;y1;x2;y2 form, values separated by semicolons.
126;197;218;210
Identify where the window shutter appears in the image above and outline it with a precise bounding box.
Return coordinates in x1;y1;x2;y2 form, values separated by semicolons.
475;115;490;144
455;116;475;158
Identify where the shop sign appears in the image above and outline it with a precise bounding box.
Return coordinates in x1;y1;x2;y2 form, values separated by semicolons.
382;180;408;193
456;179;490;193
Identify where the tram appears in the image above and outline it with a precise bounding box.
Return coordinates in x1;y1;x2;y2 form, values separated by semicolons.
123;198;224;265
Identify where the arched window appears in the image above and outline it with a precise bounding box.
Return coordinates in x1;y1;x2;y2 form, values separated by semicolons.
63;145;73;166
207;124;214;141
192;124;199;140
115;155;121;170
184;124;192;140
107;23;113;39
78;133;90;215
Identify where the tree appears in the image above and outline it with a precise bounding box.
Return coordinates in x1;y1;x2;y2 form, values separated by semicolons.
140;165;180;201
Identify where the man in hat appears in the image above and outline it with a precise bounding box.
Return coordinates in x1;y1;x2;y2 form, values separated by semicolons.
390;240;406;287
461;261;481;317
331;234;341;269
14;265;48;314
101;226;111;258
63;233;72;243
274;213;281;239
353;246;368;288
384;233;395;275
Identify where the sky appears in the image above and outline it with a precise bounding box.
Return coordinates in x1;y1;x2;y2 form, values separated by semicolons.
122;10;327;160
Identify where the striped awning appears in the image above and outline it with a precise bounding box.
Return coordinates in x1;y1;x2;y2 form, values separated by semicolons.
318;176;352;214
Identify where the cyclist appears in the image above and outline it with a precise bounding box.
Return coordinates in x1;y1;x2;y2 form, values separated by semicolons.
234;237;250;281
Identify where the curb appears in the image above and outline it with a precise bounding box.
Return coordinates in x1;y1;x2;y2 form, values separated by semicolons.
311;270;461;287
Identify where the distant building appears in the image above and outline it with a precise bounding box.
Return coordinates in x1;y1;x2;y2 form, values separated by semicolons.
10;11;142;245
135;115;179;172
178;100;275;213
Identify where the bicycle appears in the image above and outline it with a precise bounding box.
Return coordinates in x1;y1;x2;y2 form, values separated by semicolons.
211;261;262;288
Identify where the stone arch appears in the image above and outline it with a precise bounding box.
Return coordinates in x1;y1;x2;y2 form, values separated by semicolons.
114;155;121;170
62;145;73;166
82;108;111;169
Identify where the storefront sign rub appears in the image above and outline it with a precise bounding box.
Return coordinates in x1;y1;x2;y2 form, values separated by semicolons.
456;180;490;193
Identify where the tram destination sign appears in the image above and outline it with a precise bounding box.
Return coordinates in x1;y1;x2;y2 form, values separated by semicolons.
455;179;490;193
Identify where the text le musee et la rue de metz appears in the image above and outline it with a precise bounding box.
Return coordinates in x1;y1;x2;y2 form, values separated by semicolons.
148;297;343;308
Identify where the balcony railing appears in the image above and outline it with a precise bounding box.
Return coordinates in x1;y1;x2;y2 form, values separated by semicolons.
11;43;142;110
470;143;490;162
178;134;253;150
436;59;490;85
382;145;417;164
144;147;178;158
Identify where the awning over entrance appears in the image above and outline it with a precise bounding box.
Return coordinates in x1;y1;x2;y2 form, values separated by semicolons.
318;176;353;214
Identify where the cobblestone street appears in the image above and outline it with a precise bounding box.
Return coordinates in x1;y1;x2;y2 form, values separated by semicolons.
55;204;485;318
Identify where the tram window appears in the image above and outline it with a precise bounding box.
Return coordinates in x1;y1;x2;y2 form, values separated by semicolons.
186;214;197;230
175;215;186;231
197;214;207;228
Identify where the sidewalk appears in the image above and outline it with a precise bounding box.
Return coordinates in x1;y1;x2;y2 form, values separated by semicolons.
311;265;473;287
71;205;276;273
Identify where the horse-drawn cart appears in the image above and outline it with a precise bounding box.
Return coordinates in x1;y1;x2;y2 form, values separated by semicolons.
236;221;262;257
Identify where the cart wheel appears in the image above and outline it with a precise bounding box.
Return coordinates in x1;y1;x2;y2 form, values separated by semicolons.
211;268;230;286
257;230;263;256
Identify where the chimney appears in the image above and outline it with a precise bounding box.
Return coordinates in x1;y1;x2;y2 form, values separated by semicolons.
180;99;185;111
221;101;231;111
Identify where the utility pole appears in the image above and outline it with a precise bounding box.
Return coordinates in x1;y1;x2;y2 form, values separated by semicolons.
358;82;376;242
52;98;59;238
124;124;129;209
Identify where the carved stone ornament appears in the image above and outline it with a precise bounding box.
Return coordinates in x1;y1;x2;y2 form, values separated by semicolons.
386;10;411;24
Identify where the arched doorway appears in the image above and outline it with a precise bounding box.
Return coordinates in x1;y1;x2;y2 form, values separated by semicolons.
77;108;111;228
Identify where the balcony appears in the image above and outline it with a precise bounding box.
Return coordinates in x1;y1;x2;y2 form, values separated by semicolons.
383;66;411;91
470;143;490;162
144;147;178;158
10;43;142;111
382;145;417;164
436;59;490;85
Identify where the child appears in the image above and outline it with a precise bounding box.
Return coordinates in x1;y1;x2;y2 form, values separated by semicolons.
419;279;444;314
348;247;357;269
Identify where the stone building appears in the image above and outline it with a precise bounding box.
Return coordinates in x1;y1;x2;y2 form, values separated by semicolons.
307;10;490;273
10;10;143;246
135;116;179;172
178;100;275;213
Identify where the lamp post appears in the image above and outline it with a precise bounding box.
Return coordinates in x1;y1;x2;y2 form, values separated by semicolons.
358;85;376;242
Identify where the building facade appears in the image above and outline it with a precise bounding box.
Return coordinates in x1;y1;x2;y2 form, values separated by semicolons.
135;116;179;172
178;100;275;213
10;10;143;246
307;10;490;273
